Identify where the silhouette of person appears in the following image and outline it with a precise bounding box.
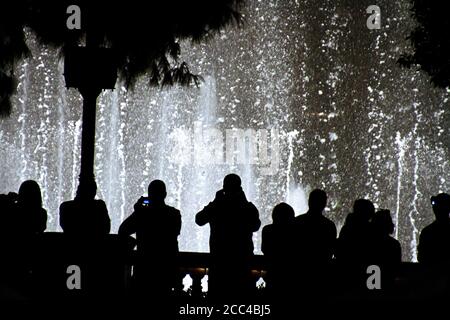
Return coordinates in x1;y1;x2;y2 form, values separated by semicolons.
13;180;47;235
0;191;19;229
335;198;375;290
119;180;181;296
261;202;295;296
0;180;47;287
0;192;17;239
368;209;401;290
418;193;450;265
196;174;261;300
336;198;375;263
293;189;336;296
59;179;110;236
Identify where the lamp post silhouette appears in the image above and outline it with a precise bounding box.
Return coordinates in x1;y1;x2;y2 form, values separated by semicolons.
63;46;118;186
0;2;245;189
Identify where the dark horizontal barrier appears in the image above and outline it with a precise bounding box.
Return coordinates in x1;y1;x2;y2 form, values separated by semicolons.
0;232;448;303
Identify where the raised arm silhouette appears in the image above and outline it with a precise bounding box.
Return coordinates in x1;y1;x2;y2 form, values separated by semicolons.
196;174;261;300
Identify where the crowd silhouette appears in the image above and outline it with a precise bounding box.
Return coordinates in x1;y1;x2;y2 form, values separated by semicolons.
0;174;449;306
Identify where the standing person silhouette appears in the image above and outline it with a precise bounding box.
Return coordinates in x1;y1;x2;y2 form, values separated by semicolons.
2;180;47;288
335;198;375;291
418;193;450;265
14;180;47;235
261;203;295;296
59;179;110;236
196;174;260;301
368;209;401;290
58;180;111;295
119;180;181;297
293;189;336;296
418;193;450;301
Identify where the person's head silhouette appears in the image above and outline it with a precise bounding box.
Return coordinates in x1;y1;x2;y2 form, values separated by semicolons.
223;174;242;195
372;209;394;236
18;180;42;208
148;180;167;204
76;179;97;200
308;189;327;214
272;202;295;225
353;198;375;222
430;193;450;222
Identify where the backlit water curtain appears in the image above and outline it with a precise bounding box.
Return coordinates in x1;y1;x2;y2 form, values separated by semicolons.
1;0;449;261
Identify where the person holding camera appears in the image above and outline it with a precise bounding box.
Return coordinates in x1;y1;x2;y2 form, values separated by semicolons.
118;179;181;296
196;173;261;300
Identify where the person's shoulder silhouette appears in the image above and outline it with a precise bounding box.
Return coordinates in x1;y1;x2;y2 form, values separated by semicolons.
369;209;401;265
118;179;181;296
195;174;260;299
0;192;18;235
418;193;450;264
339;199;375;240
262;202;295;257
367;209;402;290
290;189;336;297
336;198;375;264
195;173;260;256
262;203;295;295
59;179;110;236
334;198;377;291
118;179;181;255
0;180;46;286
294;189;337;262
12;180;48;235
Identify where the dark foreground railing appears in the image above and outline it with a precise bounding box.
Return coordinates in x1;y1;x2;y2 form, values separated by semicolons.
0;232;448;302
27;233;268;299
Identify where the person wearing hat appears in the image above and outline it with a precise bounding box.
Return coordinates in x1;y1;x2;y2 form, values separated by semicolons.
418;193;450;264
